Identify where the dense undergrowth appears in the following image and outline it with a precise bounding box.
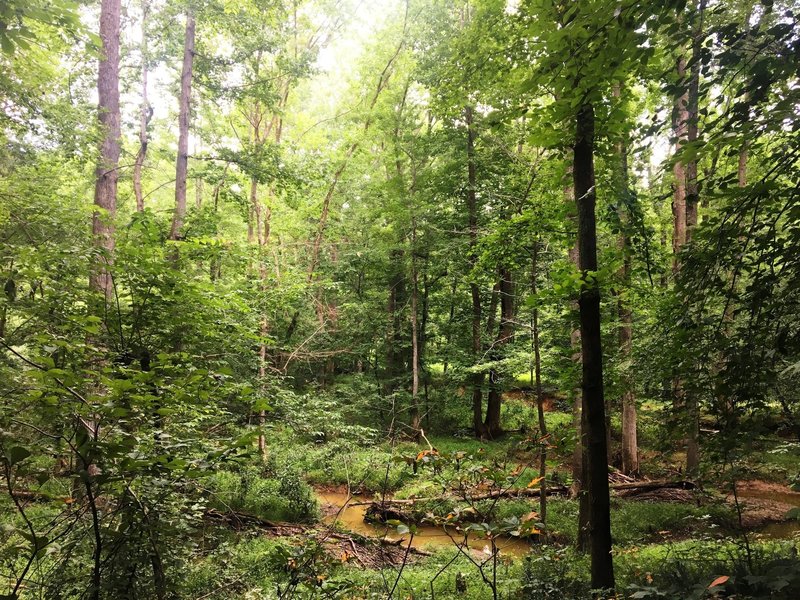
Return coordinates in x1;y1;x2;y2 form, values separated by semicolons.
176;395;800;599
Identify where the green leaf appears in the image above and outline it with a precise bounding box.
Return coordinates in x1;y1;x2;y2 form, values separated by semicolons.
7;446;31;466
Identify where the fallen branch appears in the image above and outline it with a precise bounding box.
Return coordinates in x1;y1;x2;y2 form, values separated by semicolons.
351;480;696;507
611;480;696;493
350;485;570;506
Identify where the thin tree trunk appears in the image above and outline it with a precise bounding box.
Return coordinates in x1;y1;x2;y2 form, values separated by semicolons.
574;102;614;592
169;13;195;241
613;84;639;477
465;105;485;438
442;278;457;375
386;249;407;400
671;54;688;272
684;0;705;240
484;269;513;438
671;45;693;472
91;0;121;300
133;0;150;213
532;241;548;529
684;0;706;475
410;217;421;439
87;6;121;597
566;163;588;545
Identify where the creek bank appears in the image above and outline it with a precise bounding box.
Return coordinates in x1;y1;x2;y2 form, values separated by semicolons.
203;507;431;568
728;480;800;536
317;489;532;557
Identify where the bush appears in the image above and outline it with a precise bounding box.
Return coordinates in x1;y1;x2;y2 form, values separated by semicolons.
205;464;318;523
619;540;800;599
520;546;590;599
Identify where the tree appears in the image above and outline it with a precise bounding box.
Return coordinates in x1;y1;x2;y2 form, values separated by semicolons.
574;101;614;592
91;0;121;300
133;0;151;213
170;11;195;241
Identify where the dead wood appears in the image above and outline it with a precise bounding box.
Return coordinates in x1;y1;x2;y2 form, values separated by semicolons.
203;508;431;568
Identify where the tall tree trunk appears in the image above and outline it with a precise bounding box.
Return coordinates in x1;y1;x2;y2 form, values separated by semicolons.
574;102;614;592
91;0;121;300
532;241;548;529
567;163;590;549
613;85;639;477
133;0;150;213
671;54;688;272
684;0;706;475
410;217;421;439
465;105;486;438
442;277;457;375
88;6;121;597
169;13;195;241
484;268;513;438
671;45;693;472
386;249;407;403
684;0;705;240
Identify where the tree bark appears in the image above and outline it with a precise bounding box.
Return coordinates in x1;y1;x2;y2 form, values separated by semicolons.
532;241;548;528
684;0;705;241
86;6;121;597
684;0;706;475
671;54;688;272
410;217;421;439
91;0;121;301
465;105;486;438
484;269;513;438
566;163;589;547
574;102;614;592
169;13;195;241
613;84;639;477
133;0;150;213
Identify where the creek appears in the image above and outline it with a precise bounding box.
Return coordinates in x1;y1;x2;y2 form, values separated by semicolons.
734;485;800;539
317;483;800;553
317;490;531;558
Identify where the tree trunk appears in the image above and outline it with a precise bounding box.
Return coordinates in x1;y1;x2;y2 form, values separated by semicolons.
484;269;513;438
671;54;688;272
465;105;486;438
410;218;421;439
133;0;150;213
87;6;121;597
566;163;588;545
91;0;121;301
386;249;407;402
169;13;195;241
574;102;614;592
532;241;548;529
684;0;705;240
684;0;706;475
442;277;457;375
613;85;639;477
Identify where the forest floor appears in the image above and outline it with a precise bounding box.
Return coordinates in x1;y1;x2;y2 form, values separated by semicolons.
188;401;800;597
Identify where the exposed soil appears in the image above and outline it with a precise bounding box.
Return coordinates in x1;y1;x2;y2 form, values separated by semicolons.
727;480;800;530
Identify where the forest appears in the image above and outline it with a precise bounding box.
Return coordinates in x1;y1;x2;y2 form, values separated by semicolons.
0;0;799;598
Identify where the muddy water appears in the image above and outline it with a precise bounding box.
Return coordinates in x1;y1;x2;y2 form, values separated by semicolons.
734;485;800;539
317;491;531;558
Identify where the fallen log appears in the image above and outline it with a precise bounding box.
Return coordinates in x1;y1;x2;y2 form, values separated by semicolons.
609;480;697;495
350;485;570;506
350;480;695;507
